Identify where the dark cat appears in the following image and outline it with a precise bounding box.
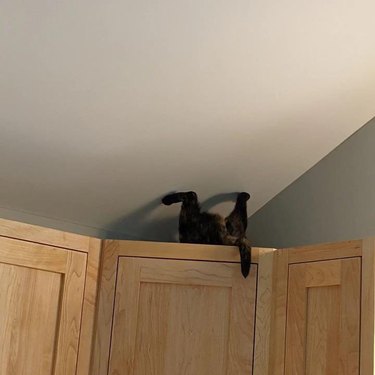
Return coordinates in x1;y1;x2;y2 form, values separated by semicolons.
162;191;252;278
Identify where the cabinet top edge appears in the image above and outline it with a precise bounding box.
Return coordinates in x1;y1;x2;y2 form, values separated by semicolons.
282;239;363;253
279;238;371;264
0;217;95;253
103;239;275;264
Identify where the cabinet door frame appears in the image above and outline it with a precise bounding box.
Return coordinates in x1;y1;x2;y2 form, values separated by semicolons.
361;238;375;375
285;257;361;374
91;240;275;375
269;238;375;375
109;257;257;375
0;218;102;375
0;236;87;375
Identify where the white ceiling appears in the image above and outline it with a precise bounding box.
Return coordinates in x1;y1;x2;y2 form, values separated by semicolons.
1;0;374;240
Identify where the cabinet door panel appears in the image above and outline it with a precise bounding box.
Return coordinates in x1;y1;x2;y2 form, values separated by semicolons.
285;258;360;375
108;257;257;375
0;237;86;375
0;263;61;375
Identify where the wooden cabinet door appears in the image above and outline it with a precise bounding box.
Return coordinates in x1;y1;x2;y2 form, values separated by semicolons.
285;258;361;375
108;257;257;375
0;236;86;375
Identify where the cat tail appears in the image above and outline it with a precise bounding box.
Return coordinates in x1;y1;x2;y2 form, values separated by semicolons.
239;242;251;278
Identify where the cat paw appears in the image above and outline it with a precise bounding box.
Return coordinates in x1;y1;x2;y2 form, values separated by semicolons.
162;191;197;205
238;192;250;202
162;194;176;205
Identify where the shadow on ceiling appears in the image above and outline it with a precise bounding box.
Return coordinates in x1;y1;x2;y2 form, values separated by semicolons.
106;192;244;242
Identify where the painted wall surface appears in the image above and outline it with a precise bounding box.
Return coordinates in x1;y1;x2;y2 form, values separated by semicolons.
2;0;375;241
0;206;112;238
2;118;374;247
248;117;375;248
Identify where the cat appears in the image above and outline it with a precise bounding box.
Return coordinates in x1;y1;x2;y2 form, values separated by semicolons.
162;191;252;278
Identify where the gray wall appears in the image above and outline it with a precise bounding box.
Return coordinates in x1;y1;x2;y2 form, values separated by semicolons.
2;118;374;246
0;205;113;238
248;117;375;248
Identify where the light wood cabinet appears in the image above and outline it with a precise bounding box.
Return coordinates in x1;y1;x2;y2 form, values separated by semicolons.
0;219;101;375
92;240;274;375
110;257;256;375
0;237;86;375
2;217;375;375
286;258;361;375
269;239;375;375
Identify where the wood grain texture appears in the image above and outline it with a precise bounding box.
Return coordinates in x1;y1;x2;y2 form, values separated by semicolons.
253;249;276;375
52;250;87;375
115;239;263;263
134;283;230;375
91;240;120;375
361;237;375;375
285;258;361;375
108;257;257;375
139;257;234;287
109;258;141;375
0;217;90;252
0;239;87;375
76;238;102;375
286;240;362;264
227;262;257;375
0;236;68;273
305;286;340;374
0;263;62;375
268;249;289;375
92;240;272;375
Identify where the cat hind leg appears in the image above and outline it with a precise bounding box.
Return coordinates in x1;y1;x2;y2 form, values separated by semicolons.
161;191;198;205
